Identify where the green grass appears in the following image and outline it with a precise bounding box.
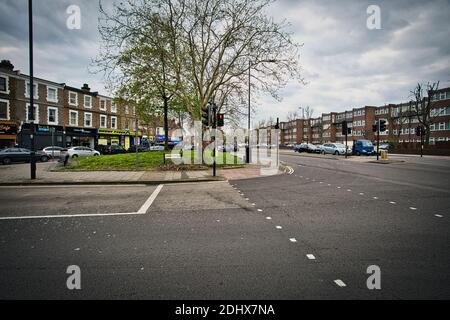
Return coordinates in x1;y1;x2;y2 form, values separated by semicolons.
63;150;243;171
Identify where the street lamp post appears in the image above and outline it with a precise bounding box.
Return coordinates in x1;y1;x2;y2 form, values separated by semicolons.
28;0;36;180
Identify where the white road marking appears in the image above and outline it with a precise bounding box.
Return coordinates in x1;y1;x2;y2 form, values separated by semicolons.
373;197;379;200
306;254;316;260
251;203;256;206
0;185;164;221
347;189;352;192
390;201;397;205
337;187;341;189
334;280;347;287
266;217;272;220
289;238;297;243
276;226;283;230
328;184;331;186
257;209;263;212
409;207;417;211
138;185;164;214
435;214;443;218
245;198;250;201
359;193;364;196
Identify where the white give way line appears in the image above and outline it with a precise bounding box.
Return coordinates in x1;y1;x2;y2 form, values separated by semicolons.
0;184;164;221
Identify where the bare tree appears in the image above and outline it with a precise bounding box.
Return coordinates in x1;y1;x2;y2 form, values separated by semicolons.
411;82;441;145
391;102;413;147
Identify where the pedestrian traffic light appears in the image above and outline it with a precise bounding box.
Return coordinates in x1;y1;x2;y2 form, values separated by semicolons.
379;120;387;132
217;113;225;127
201;105;211;127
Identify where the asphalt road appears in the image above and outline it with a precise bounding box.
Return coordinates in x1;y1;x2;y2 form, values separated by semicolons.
0;153;449;299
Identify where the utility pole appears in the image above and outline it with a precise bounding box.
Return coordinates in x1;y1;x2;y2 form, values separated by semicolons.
28;0;36;180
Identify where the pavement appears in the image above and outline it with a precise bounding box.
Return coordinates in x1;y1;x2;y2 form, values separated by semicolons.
0;152;449;299
0;161;273;185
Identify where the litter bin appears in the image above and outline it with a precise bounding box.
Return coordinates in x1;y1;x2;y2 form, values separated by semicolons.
381;150;388;160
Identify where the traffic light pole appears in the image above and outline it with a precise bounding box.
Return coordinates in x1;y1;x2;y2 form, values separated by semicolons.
377;120;380;161
212;103;217;177
420;131;424;158
29;0;36;180
345;130;348;159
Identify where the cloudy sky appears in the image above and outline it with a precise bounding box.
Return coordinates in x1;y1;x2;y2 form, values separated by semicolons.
1;0;449;125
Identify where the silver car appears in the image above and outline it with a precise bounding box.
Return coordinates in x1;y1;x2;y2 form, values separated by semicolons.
322;143;349;156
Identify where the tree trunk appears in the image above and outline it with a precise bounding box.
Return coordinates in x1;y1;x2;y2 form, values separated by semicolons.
164;96;169;151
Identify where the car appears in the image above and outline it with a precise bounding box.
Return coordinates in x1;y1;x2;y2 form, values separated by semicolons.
67;147;100;158
97;145;127;155
322;143;349;156
374;143;390;155
42;146;65;158
0;148;51;165
149;145;165;151
218;144;238;153
297;143;317;153
352;140;375;156
128;145;150;153
315;145;324;153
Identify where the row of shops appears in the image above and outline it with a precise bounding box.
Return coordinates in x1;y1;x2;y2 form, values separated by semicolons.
0;121;143;150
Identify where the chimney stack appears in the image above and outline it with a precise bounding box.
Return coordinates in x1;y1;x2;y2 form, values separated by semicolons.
81;83;91;92
0;60;14;71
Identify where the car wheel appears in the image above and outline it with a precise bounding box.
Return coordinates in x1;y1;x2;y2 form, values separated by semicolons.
72;154;78;159
40;156;49;162
94;154;99;157
334;151;339;155
2;157;11;165
322;151;325;155
356;152;361;156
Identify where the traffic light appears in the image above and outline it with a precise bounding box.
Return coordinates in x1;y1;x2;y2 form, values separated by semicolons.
416;126;426;137
379;120;387;132
342;121;352;135
217;113;225;127
201;105;211;127
275;118;280;130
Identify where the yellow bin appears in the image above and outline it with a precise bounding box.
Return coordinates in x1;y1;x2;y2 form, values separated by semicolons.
381;150;388;160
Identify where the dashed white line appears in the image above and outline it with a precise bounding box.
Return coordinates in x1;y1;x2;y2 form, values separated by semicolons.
409;207;417;211
359;193;365;196
334;280;347;287
266;217;272;220
306;254;316;260
276;226;283;230
289;238;297;243
257;209;263;212
435;214;444;218
373;197;379;200
347;189;352;192
389;201;397;205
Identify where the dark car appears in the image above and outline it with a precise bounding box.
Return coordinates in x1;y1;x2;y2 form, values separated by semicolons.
98;145;127;155
128;145;150;153
0;148;51;165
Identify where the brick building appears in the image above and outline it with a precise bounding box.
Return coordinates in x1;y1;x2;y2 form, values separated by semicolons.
0;60;141;150
279;88;450;147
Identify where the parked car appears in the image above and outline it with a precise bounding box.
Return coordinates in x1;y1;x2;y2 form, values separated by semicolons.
149;145;165;151
0;148;51;165
67;147;100;158
321;143;345;155
218;144;238;153
97;145;127;155
315;145;324;153
42;146;65;158
128;145;150;153
293;144;301;152
352;140;375;156
297;143;317;153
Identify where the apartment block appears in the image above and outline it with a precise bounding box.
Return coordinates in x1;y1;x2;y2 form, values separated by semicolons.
279;89;450;147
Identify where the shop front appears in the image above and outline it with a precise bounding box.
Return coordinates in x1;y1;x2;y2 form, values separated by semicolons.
65;127;97;149
97;128;132;150
0;121;17;149
17;123;65;150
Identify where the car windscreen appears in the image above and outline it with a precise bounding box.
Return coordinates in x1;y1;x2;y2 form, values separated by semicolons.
362;141;373;147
